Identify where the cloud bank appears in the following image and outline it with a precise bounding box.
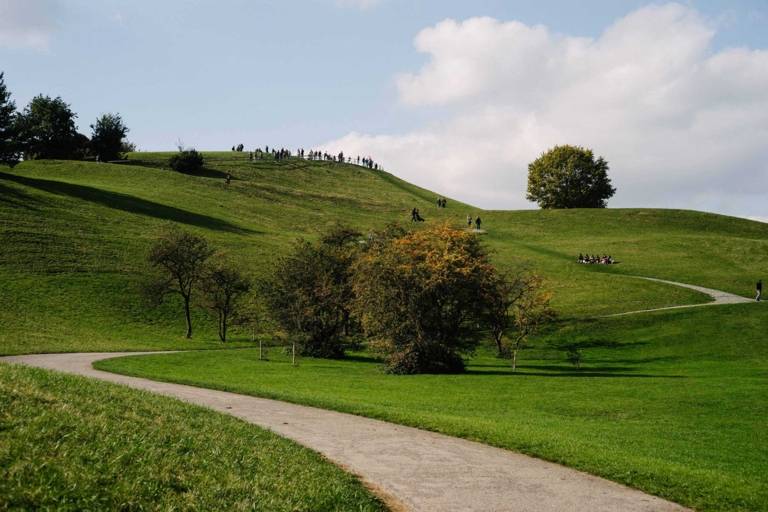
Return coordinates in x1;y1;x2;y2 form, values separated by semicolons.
0;0;58;50
323;3;768;217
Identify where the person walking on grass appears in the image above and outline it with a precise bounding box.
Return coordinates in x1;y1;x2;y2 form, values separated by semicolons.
475;216;482;230
757;279;763;302
467;215;472;228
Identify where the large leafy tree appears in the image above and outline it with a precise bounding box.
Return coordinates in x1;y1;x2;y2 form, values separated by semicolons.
352;224;496;374
0;72;20;167
526;145;616;208
16;95;82;160
90;113;129;161
261;226;361;358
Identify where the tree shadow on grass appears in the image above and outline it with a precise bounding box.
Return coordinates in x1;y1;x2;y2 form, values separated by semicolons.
0;172;255;234
0;181;47;211
116;160;231;180
466;361;685;378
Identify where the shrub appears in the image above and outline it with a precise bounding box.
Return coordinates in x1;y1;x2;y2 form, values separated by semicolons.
169;149;204;173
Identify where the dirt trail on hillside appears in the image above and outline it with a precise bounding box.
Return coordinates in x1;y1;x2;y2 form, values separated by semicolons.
2;352;690;512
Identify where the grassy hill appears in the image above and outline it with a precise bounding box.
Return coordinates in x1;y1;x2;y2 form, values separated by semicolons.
2;153;767;510
1;152;767;354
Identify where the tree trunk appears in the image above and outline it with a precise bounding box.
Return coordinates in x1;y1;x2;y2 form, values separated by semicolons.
183;296;193;339
292;342;296;366
511;348;518;372
221;312;227;342
494;332;504;357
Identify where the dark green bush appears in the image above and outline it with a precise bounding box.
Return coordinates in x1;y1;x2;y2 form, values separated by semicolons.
169;149;204;173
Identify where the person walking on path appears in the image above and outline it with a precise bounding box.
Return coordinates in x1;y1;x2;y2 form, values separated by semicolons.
467;215;472;228
757;279;763;301
475;216;482;230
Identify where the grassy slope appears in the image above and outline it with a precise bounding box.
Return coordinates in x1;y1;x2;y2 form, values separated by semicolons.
3;153;767;354
2;153;767;510
0;363;384;511
98;304;768;512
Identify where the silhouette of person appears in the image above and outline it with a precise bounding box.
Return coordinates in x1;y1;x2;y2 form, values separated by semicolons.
475;216;482;230
757;279;763;302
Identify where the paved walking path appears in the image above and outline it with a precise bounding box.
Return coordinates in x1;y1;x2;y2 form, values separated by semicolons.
607;276;752;317
2;351;689;512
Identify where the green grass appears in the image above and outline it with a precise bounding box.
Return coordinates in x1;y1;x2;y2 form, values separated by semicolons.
0;363;385;511
2;154;767;509
97;304;768;512
3;154;767;354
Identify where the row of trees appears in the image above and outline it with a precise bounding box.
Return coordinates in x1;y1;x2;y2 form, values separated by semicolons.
147;224;554;374
263;224;555;374
0;72;131;166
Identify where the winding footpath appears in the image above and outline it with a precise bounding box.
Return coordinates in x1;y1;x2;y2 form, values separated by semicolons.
5;277;750;511
606;276;753;316
3;351;689;512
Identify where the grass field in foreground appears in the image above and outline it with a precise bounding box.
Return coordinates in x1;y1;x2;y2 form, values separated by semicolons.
4;155;767;354
0;363;385;511
98;304;768;512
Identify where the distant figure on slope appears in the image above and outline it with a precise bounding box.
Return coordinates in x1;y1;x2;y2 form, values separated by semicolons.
475;216;482;230
467;215;472;228
757;280;763;302
225;173;232;185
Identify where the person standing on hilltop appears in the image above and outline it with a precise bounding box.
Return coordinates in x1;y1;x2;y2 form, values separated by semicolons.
757;279;763;301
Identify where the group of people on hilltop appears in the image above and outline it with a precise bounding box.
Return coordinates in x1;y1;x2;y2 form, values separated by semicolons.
234;144;382;170
578;254;615;265
436;197;448;208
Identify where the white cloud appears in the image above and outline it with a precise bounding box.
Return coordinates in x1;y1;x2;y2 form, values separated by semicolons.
335;0;382;10
323;3;768;218
0;0;58;50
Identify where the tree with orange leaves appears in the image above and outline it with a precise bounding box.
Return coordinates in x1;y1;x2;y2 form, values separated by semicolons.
353;223;498;374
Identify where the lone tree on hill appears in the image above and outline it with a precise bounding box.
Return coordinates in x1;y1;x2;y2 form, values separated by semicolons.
261;225;361;358
352;224;497;374
0;72;21;167
15;95;83;160
146;228;214;338
90;113;129;162
201;258;251;342
526;145;616;208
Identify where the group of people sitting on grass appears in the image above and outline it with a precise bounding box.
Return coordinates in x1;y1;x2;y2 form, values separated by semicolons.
578;254;615;265
436;197;448;208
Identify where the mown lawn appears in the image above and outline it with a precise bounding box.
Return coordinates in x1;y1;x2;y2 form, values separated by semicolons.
0;363;385;511
6;155;767;354
98;304;768;512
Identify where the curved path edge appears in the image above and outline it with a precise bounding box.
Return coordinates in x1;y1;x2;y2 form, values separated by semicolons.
1;351;690;512
606;276;753;317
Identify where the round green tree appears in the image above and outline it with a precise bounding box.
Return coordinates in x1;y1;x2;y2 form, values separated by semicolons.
526;145;616;208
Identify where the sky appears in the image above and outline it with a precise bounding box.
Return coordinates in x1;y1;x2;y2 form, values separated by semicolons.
1;0;767;220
